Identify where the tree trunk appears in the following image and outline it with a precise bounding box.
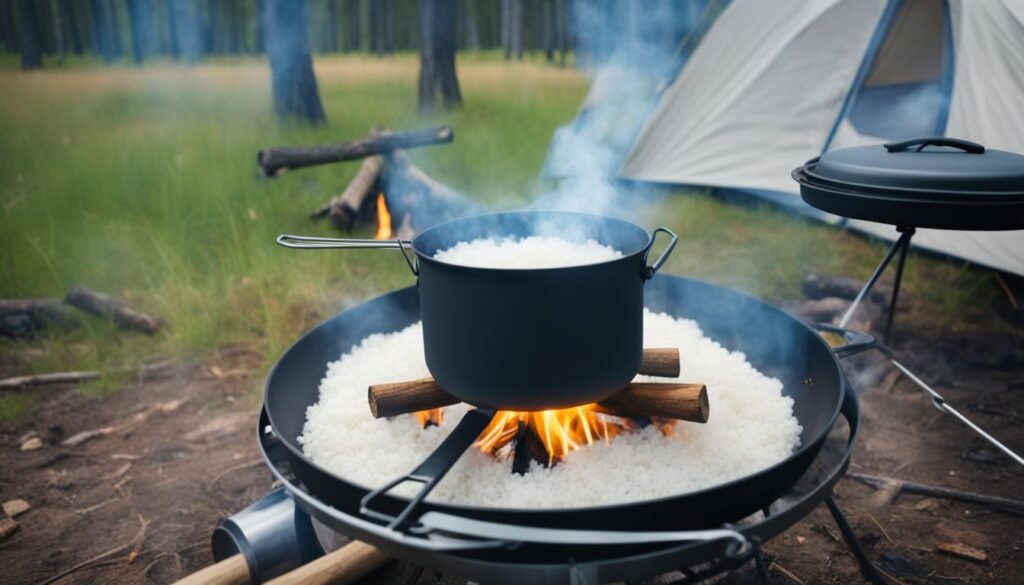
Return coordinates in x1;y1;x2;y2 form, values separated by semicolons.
326;0;338;52
419;0;462;111
253;0;265;53
559;0;569;66
544;0;555;62
512;0;523;60
0;0;17;52
108;0;123;57
127;0;150;64
343;0;359;52
17;0;42;69
50;0;65;62
90;0;114;62
165;0;179;57
266;0;327;124
501;0;510;59
61;0;82;54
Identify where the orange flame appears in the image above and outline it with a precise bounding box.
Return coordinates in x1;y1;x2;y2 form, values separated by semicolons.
374;193;392;240
413;404;676;465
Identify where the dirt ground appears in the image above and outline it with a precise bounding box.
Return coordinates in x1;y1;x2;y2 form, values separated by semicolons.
1;299;1021;585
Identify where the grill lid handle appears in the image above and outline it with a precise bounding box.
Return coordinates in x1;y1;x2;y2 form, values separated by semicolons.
883;137;985;154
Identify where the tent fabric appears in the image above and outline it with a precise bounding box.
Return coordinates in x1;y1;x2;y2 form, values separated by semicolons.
619;0;1024;276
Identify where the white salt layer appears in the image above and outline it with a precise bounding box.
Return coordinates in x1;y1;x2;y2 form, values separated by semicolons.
299;311;802;509
433;236;623;268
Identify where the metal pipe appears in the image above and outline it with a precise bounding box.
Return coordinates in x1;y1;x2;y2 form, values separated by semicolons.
891;360;1024;466
838;228;914;329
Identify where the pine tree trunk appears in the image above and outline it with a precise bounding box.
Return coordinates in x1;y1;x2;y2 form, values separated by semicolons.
50;0;65;61
544;0;554;62
343;0;359;52
17;0;42;69
266;0;327;124
326;0;338;52
108;0;123;57
419;0;462;111
0;1;17;52
501;0;510;60
254;0;265;53
511;0;522;60
62;0;81;54
127;0;150;64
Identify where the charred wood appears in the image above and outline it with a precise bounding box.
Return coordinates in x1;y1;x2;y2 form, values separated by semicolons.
64;287;164;334
309;155;383;230
513;421;552;474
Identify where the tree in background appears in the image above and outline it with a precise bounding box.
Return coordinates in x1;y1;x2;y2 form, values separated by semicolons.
17;0;42;69
418;0;461;111
265;0;326;124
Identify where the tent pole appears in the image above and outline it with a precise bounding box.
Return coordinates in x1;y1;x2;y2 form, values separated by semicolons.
821;0;903;153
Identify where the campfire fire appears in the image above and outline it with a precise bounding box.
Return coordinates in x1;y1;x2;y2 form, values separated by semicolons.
374;193;392;240
416;405;675;464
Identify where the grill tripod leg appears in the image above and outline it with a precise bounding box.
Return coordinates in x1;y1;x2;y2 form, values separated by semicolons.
883;229;912;344
752;540;771;584
825;496;885;585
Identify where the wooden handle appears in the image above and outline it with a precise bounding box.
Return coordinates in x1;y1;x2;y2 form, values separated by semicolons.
172;554;249;585
638;347;680;377
596;383;708;423
265;541;391;585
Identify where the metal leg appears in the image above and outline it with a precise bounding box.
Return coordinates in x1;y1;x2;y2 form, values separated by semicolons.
838;228;914;330
883;227;914;343
824;496;885;585
751;540;771;585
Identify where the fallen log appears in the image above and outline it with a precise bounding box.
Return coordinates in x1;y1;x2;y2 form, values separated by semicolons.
258;126;453;177
0;299;77;337
369;380;709;423
65;287;163;334
0;360;176;391
849;473;1024;513
310;155;383;228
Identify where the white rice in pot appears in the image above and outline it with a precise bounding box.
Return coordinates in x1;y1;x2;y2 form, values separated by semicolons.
298;238;802;509
432;236;622;268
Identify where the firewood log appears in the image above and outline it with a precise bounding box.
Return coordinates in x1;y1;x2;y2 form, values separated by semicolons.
64;287;163;334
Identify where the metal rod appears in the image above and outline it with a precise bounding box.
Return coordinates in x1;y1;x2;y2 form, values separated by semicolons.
838;228;914;329
883;228;913;343
891;360;1024;466
276;234;411;249
824;496;886;585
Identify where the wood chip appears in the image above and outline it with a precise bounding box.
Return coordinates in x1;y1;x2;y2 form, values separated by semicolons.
2;499;31;517
936;542;988;563
62;425;116;447
20;437;43;451
0;516;18;541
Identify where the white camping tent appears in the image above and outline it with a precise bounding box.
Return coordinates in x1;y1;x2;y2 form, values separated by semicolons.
619;0;1024;276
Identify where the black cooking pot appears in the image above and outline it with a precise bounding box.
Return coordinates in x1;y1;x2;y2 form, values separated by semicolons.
277;211;677;410
792;136;1024;230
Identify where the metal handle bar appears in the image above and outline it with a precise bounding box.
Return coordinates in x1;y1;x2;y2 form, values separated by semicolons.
644;227;679;280
884;136;985;154
414;512;748;550
816;324;1022;466
360;409;496;529
276;234;418;275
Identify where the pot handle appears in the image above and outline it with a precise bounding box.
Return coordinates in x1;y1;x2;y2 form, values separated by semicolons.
643;227;679;280
359;409;496;530
276;234;418;276
883;137;985;154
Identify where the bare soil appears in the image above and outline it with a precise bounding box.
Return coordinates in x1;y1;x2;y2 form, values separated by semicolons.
1;303;1021;585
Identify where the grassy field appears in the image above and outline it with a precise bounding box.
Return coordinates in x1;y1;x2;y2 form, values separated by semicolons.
0;55;1010;422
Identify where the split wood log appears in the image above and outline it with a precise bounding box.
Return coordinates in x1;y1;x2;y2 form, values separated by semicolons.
310;155;383;228
258;126;453;177
593;383;709;423
370;380;709;423
65;287;163;334
368;348;683;417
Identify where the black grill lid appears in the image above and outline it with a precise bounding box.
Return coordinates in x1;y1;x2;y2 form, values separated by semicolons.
793;137;1024;230
810;137;1024;199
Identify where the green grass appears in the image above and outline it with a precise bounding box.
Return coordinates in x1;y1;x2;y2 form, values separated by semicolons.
0;55;1011;424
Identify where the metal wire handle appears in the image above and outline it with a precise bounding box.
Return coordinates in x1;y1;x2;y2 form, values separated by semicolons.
276;234;418;275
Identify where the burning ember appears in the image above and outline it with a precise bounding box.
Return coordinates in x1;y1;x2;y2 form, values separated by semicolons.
374;193;392;240
416;405;675;465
